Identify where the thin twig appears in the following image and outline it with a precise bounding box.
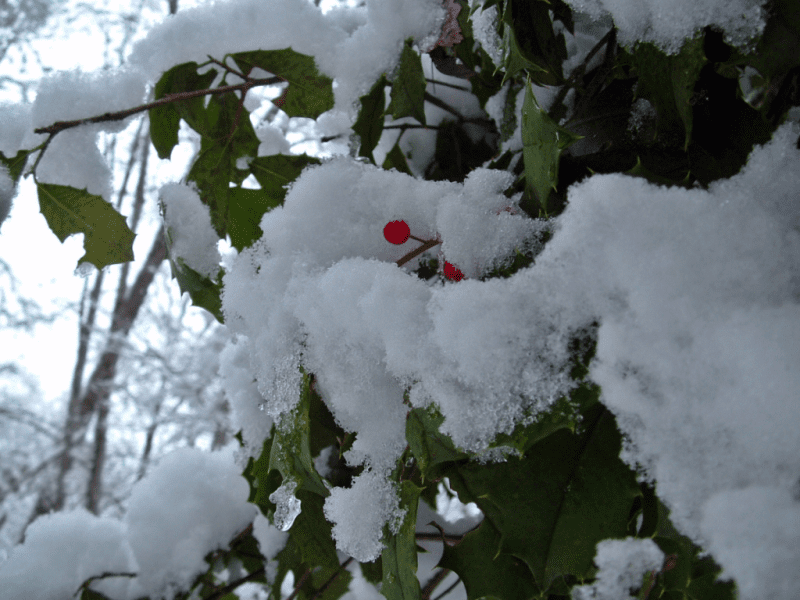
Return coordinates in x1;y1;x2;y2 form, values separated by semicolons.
206;55;248;81
415;532;464;543
309;557;354;600
397;238;441;267
33;76;283;136
421;568;451;600
425;78;469;91
285;567;314;600
204;567;267;600
431;577;461;600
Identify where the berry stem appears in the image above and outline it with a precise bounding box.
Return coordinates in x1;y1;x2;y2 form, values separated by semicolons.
397;237;441;267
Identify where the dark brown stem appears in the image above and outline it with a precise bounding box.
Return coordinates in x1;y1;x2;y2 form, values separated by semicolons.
206;55;248;81
421;568;451;600
397;238;441;267
415;532;464;543
309;558;354;600
204;567;267;600
285;567;314;600
431;577;461;600
33;76;283;136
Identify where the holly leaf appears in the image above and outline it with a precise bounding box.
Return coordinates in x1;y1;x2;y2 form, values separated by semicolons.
445;402;641;591
0;148;31;183
268;367;330;498
353;74;388;164
381;481;423;600
36;182;136;270
149;61;218;159
382;141;414;175
406;405;468;481
231;48;334;119
167;256;224;323
438;520;540;600
521;77;581;214
388;39;427;126
227;187;281;252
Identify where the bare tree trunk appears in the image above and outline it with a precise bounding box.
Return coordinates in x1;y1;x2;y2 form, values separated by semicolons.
53;269;104;513
86;127;150;514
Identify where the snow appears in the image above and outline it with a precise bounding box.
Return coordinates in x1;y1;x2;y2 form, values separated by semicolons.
159;183;222;279
0;446;255;600
1;0;799;597
0;508;135;600
323;469;406;562
700;486;800;600
252;513;288;562
571;537;664;600
124;446;257;599
435;478;481;524
563;0;767;54
0;164;14;230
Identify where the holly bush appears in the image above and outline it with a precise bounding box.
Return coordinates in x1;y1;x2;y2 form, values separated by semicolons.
3;0;799;599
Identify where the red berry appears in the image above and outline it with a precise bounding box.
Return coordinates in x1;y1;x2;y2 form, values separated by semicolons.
443;261;463;281
384;220;410;244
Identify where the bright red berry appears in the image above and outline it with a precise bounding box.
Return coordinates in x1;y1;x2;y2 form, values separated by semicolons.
443;261;463;281
384;220;410;244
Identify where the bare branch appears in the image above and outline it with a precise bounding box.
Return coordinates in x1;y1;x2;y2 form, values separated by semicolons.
33;76;284;136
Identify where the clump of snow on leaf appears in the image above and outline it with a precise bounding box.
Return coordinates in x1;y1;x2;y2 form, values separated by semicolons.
219;335;274;462
563;0;766;54
159;183;221;279
571;537;664;600
700;486;800;600
30;67;147;134
537;121;800;599
323;469;405;562
0;165;15;231
252;513;289;584
35;126;114;201
125;446;256;600
221;156;555;469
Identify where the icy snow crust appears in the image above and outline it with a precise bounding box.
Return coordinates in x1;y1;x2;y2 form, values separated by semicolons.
1;0;798;597
563;0;766;54
159;183;222;279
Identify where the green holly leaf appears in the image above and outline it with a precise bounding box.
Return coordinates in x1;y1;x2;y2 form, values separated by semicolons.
231;48;334;119
149;61;218;159
353;74;388;164
268;367;330;499
624;35;706;151
501;0;567;87
0;148;31;183
291;491;340;569
521;76;581;214
382;141;413;175
387;39;427;126
445;402;641;591
36;182;135;270
406;405;468;482
185;91;261;238
381;481;423;600
167;256;224;324
438;520;540;600
227;187;280;252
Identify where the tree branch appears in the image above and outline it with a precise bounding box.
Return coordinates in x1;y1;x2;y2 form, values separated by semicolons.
33;76;284;136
